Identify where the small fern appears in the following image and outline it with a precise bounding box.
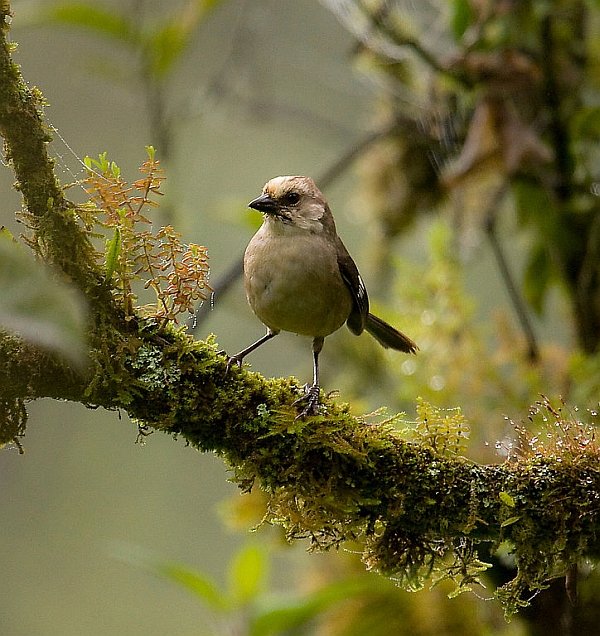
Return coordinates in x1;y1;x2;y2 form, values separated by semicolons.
80;147;211;322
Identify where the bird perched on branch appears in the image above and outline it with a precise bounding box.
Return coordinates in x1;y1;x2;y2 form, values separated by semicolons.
228;175;417;417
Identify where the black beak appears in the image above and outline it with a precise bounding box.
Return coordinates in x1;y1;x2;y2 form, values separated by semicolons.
248;193;279;213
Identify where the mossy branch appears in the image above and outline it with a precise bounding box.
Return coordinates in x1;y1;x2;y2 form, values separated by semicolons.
2;317;599;614
0;12;95;287
1;3;599;615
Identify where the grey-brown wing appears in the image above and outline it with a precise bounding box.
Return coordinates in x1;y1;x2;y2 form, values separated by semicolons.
336;235;369;335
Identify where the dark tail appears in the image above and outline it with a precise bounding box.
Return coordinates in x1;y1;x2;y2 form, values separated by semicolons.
365;313;418;353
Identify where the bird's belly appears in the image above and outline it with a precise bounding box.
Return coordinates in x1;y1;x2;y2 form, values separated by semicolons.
244;234;352;337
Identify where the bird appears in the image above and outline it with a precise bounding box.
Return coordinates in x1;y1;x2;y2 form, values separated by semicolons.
228;175;417;417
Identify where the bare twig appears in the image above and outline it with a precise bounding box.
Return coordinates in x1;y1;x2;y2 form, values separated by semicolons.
483;186;540;362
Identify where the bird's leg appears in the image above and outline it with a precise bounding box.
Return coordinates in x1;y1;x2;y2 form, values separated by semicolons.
226;328;279;371
294;336;324;418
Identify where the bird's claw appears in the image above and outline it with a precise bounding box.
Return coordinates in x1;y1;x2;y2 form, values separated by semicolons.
293;384;321;419
217;348;244;373
225;354;243;373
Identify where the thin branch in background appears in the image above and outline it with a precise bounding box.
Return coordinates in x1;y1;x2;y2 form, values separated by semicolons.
316;121;399;187
483;185;540;363
578;210;600;300
349;0;471;86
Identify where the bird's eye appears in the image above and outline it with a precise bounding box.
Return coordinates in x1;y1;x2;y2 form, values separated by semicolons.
283;192;300;205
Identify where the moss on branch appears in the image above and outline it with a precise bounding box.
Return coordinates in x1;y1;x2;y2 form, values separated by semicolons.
0;3;112;305
1;2;599;616
6;310;599;614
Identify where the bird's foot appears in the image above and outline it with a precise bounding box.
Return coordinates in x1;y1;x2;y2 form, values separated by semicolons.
225;353;244;373
293;383;321;419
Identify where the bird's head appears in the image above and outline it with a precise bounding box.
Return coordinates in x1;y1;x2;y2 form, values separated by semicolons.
248;176;334;233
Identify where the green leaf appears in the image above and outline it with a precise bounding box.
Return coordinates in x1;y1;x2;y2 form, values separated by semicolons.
572;106;600;139
512;180;561;316
145;0;222;77
501;516;521;528
158;563;230;611
104;226;122;282
0;231;87;364
228;543;268;605
43;2;137;45
146;22;190;78
512;180;556;230
110;541;230;611
249;579;369;636
451;0;474;41
499;491;516;508
84;152;110;174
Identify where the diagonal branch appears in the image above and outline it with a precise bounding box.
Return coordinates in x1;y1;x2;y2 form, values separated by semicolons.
0;2;108;301
483;185;540;362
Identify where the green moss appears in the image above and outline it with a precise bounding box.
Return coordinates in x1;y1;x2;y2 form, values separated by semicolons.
0;396;26;450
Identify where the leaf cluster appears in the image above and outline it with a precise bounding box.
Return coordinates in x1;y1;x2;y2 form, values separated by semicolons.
80;147;211;322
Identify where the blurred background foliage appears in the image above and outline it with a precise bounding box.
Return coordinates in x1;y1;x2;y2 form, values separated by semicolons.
1;0;599;634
